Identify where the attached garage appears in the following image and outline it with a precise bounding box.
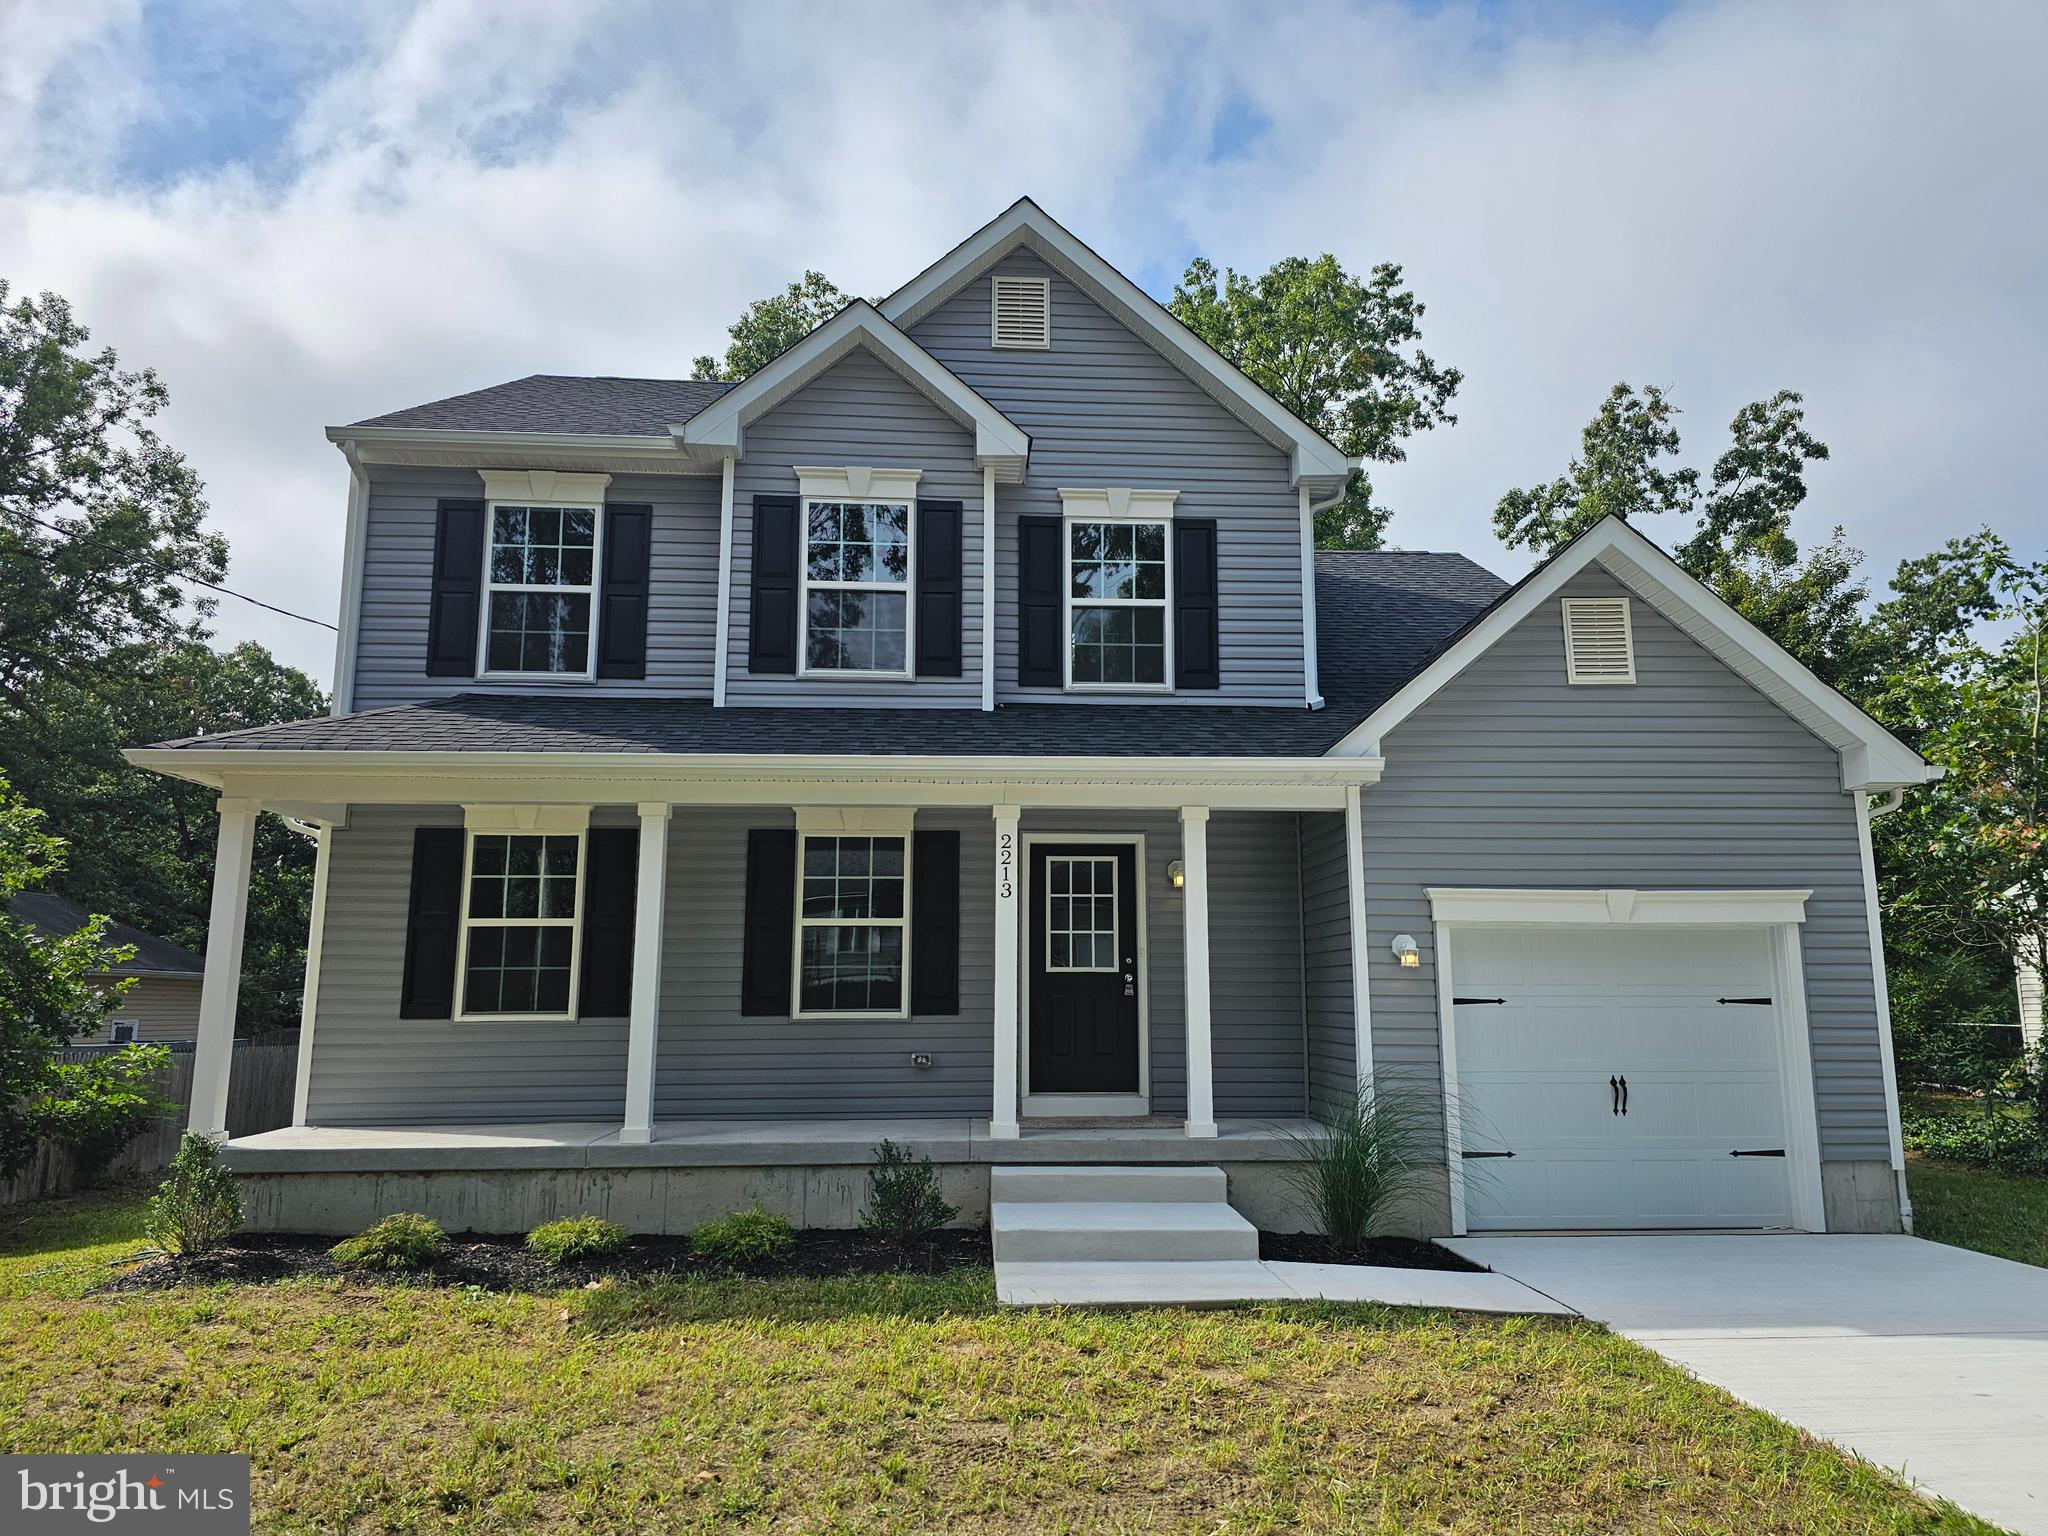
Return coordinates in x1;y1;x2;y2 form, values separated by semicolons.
1432;889;1826;1234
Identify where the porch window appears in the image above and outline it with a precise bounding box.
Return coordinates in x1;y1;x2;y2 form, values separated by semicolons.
482;503;601;676
458;832;584;1018
1068;519;1169;687
795;834;908;1015
802;501;912;674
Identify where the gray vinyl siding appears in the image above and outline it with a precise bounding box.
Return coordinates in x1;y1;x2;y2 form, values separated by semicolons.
349;466;721;710
726;351;985;707
302;805;631;1125
1208;812;1308;1116
85;976;204;1045
909;250;1308;706
1298;811;1356;1123
1361;564;1890;1163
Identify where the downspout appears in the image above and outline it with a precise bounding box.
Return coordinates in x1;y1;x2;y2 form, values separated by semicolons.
1859;785;1912;1230
1296;469;1355;712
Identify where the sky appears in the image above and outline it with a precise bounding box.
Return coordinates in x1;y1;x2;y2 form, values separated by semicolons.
3;0;2044;688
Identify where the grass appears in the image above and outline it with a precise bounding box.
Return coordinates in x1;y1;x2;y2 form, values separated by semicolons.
1909;1154;2048;1269
0;1192;2004;1534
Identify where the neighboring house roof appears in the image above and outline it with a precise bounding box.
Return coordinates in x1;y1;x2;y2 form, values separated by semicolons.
1327;517;1938;793
7;893;205;979
351;375;732;436
131;550;1508;761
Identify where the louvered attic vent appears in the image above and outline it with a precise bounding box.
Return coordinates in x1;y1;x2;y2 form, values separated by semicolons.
991;275;1051;349
1561;597;1636;684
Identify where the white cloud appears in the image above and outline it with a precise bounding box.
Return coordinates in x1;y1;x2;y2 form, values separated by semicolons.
2;0;2043;686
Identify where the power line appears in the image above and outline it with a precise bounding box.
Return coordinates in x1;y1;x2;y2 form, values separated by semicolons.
2;506;338;631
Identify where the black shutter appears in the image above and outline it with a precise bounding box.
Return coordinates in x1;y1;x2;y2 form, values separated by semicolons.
1017;513;1063;687
578;828;639;1017
1173;517;1221;690
749;496;800;674
399;827;465;1019
426;499;486;676
910;829;960;1016
739;828;796;1016
595;504;652;680
914;500;964;678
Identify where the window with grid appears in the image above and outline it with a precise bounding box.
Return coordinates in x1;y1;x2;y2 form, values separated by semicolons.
1046;856;1119;970
483;504;600;675
1068;520;1167;686
802;501;911;672
796;835;907;1013
460;832;581;1017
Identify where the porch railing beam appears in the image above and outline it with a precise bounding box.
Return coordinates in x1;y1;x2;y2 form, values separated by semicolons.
1180;805;1218;1138
620;802;671;1145
990;803;1022;1139
190;796;259;1138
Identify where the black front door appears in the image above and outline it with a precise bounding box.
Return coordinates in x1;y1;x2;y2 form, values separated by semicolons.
1028;842;1141;1095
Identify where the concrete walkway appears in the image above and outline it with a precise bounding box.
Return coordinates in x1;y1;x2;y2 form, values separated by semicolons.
995;1257;1574;1313
1448;1234;2048;1536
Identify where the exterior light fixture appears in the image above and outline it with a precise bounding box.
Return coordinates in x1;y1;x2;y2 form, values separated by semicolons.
1391;934;1421;968
1167;860;1185;889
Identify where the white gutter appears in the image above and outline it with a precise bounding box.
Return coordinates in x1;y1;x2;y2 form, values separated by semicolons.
712;455;736;706
330;439;370;715
1296;466;1355;712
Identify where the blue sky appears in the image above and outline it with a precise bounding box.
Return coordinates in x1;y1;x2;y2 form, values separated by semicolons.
2;0;2042;684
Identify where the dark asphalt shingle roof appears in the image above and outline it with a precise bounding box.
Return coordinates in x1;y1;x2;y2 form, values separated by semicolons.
142;550;1507;759
352;375;733;436
8;893;205;976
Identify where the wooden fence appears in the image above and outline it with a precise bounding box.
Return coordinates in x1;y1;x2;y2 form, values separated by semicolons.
2;1040;298;1206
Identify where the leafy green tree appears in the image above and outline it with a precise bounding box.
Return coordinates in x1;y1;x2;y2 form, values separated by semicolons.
691;271;851;382
0;773;127;1176
1493;383;1700;555
1169;254;1462;549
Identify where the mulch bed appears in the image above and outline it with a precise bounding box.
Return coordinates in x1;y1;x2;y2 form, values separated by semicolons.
1258;1233;1483;1272
92;1229;993;1296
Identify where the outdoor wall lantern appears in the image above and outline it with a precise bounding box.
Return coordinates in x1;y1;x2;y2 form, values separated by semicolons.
1167;860;1185;888
1391;934;1421;968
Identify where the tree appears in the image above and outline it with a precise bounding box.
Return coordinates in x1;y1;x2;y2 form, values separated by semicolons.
1492;383;1700;555
0;773;126;1177
691;271;851;382
1169;254;1461;549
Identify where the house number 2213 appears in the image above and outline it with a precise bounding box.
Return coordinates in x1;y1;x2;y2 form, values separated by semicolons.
997;831;1014;901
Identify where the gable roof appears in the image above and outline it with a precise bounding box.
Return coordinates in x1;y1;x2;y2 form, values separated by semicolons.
880;198;1354;490
674;301;1031;480
352;375;731;436
1327;516;1938;792
8;893;205;978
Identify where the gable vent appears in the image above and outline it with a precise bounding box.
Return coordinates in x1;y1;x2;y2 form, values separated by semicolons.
1561;597;1636;684
991;275;1051;349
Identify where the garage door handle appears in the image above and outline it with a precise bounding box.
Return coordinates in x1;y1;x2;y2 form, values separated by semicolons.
1461;1150;1515;1158
1718;996;1773;1006
1609;1075;1621;1115
1619;1074;1628;1116
1730;1148;1786;1158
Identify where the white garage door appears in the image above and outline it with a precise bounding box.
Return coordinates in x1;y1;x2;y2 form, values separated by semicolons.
1452;926;1795;1231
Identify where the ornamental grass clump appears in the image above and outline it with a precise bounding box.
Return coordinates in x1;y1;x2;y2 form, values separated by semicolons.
1279;1086;1441;1251
526;1215;628;1266
689;1204;795;1264
330;1212;446;1272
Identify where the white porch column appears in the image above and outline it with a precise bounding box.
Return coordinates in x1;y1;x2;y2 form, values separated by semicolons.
1343;783;1375;1103
990;804;1022;1139
620;802;671;1145
189;797;258;1137
1180;806;1218;1138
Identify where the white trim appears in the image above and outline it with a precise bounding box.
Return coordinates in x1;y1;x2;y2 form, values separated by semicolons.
1180;806;1217;1138
1426;887;1813;928
1434;917;1465;1233
478;469;613;506
712;455;736;707
331;441;369;715
1326;518;1937;792
1855;791;1913;1229
190;797;258;1137
462;805;592;835
1019;831;1151;1116
452;820;590;1023
1342;784;1373;1101
1769;920;1830;1232
980;465;996;712
990;274;1051;349
1560;595;1636;685
677;302;1030;480
475;484;610;683
290;822;333;1127
326;424;698;478
1060;490;1177;694
620;803;670;1145
879;199;1350;486
990;805;1022;1138
790;824;914;1021
1299;484;1322;709
795;468;921;681
794;807;917;836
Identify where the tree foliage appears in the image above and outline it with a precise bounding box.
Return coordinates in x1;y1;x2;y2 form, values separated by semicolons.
1169;253;1461;549
691;271;851;382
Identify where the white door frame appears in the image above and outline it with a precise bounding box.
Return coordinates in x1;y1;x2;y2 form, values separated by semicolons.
1020;831;1151;1117
1429;887;1826;1235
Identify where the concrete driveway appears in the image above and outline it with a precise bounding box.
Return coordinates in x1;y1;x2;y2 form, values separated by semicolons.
1446;1234;2048;1535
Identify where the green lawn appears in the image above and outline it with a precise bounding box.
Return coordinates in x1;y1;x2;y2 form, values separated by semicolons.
1909;1155;2048;1269
0;1191;2003;1534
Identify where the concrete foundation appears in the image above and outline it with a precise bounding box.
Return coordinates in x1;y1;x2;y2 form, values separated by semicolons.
1822;1159;1905;1234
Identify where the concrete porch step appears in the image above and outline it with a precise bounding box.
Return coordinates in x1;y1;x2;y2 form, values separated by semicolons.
991;1199;1260;1263
990;1164;1228;1204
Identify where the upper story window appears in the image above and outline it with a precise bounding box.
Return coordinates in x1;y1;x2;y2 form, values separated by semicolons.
1060;487;1178;691
796;466;921;677
476;470;613;680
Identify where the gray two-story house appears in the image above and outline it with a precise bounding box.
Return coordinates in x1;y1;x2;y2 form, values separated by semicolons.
131;200;1936;1241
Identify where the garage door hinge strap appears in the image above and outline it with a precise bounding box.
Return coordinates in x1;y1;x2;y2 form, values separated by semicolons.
1460;1149;1515;1158
1729;1148;1786;1157
1452;996;1506;1005
1717;996;1773;1005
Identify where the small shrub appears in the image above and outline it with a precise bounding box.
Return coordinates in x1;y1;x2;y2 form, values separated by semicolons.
1280;1086;1441;1250
143;1131;244;1256
330;1212;446;1271
526;1215;628;1265
36;1044;177;1185
689;1204;795;1264
1904;1107;2048;1175
859;1139;958;1249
